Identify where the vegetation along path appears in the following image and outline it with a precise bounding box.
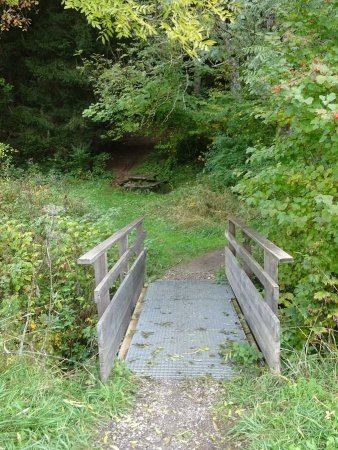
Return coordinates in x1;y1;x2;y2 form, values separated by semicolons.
98;254;245;449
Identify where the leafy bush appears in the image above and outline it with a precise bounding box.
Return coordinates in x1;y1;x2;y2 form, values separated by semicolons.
220;342;263;366
0;173;121;360
234;0;338;347
204;135;249;187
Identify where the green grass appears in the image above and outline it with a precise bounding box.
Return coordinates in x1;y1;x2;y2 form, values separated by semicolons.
68;178;229;279
216;352;338;450
0;356;135;450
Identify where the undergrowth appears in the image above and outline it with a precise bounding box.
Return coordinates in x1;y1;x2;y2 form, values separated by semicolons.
217;351;338;450
0;356;135;450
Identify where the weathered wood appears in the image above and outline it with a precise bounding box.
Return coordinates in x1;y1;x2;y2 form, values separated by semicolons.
225;247;280;372
243;235;253;277
225;231;279;299
123;181;162;191
118;287;146;360
228;215;293;263
93;253;110;318
126;173;158;181
264;252;279;314
228;219;236;256
119;234;128;282
97;250;147;381
94;231;146;304
77;218;143;265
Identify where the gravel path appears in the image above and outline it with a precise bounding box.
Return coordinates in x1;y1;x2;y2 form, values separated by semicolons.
98;378;235;450
97;250;241;450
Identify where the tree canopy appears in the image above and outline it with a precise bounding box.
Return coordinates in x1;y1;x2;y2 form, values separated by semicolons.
63;0;236;54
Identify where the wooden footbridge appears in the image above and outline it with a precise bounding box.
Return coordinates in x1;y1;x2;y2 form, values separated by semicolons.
78;217;293;381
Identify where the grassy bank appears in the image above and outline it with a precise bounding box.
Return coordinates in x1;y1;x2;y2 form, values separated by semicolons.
0;356;135;449
216;352;338;450
65;177;235;278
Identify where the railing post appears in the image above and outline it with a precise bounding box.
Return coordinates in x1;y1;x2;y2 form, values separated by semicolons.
243;236;253;278
264;251;279;315
119;235;128;282
93;253;110;318
228;219;236;256
135;219;145;250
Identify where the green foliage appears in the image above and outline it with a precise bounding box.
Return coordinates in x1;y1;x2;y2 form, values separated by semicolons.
81;41;199;140
63;0;236;55
216;352;338;449
0;170;231;360
0;0;102;161
232;0;338;346
220;342;263;366
0;356;135;449
204;135;249;187
0;172;125;360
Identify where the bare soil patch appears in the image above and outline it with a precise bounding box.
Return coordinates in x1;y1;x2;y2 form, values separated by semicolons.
163;249;224;281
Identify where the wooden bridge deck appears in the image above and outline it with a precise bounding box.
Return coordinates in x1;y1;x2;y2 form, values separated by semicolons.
78;216;293;382
125;280;247;379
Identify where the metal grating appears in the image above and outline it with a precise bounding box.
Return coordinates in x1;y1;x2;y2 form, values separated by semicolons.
125;280;247;379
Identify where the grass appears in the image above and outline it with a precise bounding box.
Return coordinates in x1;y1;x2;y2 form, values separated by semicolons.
0;356;135;450
67;177;235;279
216;351;338;450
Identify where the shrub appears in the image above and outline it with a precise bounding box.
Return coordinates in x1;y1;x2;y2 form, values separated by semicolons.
0;174;121;360
234;0;338;347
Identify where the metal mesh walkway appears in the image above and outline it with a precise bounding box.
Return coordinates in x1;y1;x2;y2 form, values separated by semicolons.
125;280;246;379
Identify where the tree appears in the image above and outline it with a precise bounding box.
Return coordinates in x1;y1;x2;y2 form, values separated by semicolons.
63;0;236;54
0;0;39;31
0;0;103;161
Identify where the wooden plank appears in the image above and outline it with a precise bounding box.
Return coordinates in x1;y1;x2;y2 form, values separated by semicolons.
97;250;146;381
225;231;279;302
264;252;279;315
93;253;109;318
228;219;236;256
228;216;293;263
119;234;128;282
243;236;253;278
118;287;146;360
225;247;280;372
94;231;146;304
225;248;280;337
78;218;143;265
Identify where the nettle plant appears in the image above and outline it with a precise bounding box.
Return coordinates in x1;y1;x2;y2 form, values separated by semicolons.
235;0;338;347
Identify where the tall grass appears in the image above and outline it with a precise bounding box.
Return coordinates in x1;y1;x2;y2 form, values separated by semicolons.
216;351;338;449
0;356;135;449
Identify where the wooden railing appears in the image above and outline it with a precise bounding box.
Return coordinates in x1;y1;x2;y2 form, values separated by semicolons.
78;218;146;381
225;216;293;372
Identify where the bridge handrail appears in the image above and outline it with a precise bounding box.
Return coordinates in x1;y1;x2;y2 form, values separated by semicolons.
227;216;294;315
78;217;144;265
228;215;293;262
225;216;294;373
78;217;147;381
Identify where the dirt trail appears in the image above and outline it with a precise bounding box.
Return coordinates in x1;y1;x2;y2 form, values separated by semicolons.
97;250;240;450
163;249;225;281
98;378;234;450
107;137;155;184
